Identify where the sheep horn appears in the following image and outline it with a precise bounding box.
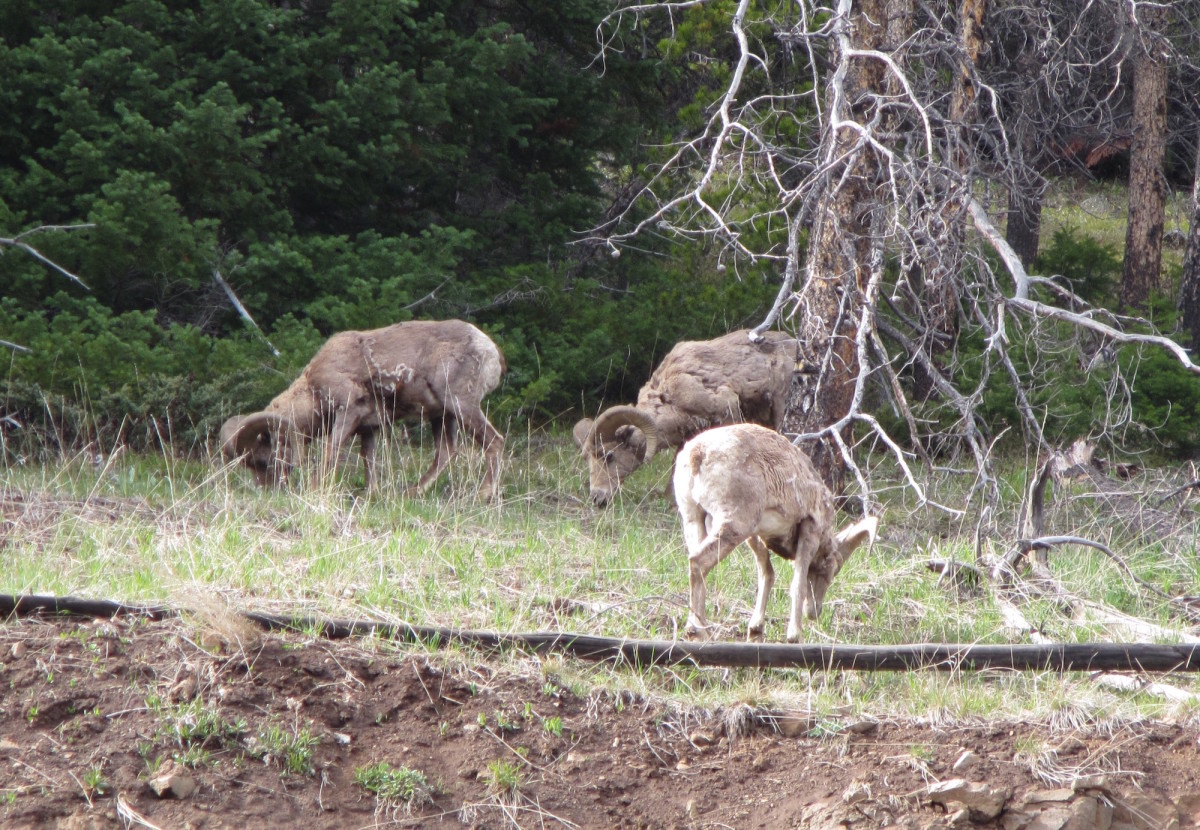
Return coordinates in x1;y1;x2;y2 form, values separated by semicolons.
220;412;295;460
589;405;659;459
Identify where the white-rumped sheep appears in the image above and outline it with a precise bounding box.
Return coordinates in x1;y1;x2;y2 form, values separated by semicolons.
673;423;877;642
572;329;798;507
220;319;505;499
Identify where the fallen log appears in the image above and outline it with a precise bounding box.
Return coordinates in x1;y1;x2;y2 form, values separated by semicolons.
4;593;1200;673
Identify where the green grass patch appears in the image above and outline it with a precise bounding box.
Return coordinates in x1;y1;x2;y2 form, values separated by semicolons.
6;428;1200;724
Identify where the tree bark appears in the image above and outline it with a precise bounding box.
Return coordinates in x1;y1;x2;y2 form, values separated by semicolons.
1005;174;1043;268
1120;26;1168;310
784;0;890;491
1179;127;1200;350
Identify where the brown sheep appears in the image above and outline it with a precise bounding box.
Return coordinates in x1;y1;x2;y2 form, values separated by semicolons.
674;423;877;642
220;319;505;499
572;329;798;507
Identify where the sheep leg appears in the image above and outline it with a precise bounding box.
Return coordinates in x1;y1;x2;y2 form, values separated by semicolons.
685;515;750;640
410;416;457;494
323;412;360;485
458;407;505;500
358;428;378;491
786;519;822;643
745;536;774;642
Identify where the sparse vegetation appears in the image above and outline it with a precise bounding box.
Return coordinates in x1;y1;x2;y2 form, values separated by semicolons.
482;759;523;798
248;723;320;776
354;762;438;814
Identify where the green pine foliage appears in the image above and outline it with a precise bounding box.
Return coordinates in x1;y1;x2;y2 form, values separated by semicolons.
0;0;781;450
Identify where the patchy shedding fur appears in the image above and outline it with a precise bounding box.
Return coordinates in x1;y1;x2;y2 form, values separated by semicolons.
572;330;798;507
673;424;878;642
220;319;505;499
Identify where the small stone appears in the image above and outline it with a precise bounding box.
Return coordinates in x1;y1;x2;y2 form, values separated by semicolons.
10;642;26;660
847;718;878;734
927;778;1009;820
149;765;197;799
842;782;871;804
332;732;351;746
948;807;972;828
1056;737;1086;755
1023;788;1075;806
168;675;198;703
1071;774;1109;791
952;751;980;773
1025;806;1071;830
776;713;812;737
689;729;715;747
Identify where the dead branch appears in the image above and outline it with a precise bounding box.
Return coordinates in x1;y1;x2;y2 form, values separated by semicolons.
0;224;93;291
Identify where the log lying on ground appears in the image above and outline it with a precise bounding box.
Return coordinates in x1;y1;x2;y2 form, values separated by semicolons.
4;593;1200;673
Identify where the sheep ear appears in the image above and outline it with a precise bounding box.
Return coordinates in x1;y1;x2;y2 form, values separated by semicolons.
835;515;878;555
572;419;594;452
615;425;648;459
591;405;659;458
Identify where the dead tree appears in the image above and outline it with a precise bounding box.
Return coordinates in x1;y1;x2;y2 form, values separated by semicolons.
593;0;1200;524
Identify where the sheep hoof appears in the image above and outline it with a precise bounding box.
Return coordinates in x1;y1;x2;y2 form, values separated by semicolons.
785;630;801;644
684;624;708;641
746;627;764;643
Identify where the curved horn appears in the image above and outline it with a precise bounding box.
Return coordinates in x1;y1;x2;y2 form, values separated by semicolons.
590;406;659;458
219;412;293;460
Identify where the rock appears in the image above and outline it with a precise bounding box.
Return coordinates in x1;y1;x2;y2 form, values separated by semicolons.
847;718;879;735
927;779;1009;820
148;762;197;799
842;781;872;805
776;712;813;737
951;751;980;773
1023;789;1076;807
1055;737;1086;755
168;674;197;703
1065;796;1112;830
1111;794;1179;830
10;642;26;660
1026;806;1072;830
948;807;972;827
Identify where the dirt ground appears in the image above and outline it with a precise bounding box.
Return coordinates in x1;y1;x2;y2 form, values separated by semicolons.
0;614;1198;830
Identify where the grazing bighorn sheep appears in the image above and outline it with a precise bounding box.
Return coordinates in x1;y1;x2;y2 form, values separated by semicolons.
674;423;878;642
572;329;798;507
220;319;505;499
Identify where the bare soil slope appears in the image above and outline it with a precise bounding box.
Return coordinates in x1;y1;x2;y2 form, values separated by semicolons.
1;615;1198;830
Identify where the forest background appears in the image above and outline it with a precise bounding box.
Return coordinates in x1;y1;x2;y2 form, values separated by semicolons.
2;0;1199;463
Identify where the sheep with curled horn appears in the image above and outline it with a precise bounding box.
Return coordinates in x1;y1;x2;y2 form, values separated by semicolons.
220;319;505;499
674;423;878;642
572;329;800;507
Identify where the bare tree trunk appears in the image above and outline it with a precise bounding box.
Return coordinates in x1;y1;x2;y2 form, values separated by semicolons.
1179;127;1200;350
1121;27;1168;310
785;0;889;491
1006;171;1043;268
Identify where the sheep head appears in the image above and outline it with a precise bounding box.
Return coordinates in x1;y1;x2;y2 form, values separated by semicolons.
805;515;878;619
220;412;301;487
572;405;660;507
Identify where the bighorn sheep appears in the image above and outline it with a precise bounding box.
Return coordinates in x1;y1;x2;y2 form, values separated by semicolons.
674;424;878;642
572;329;798;507
220;319;505;499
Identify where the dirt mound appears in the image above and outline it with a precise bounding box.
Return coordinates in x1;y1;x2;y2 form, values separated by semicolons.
0;616;1197;829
